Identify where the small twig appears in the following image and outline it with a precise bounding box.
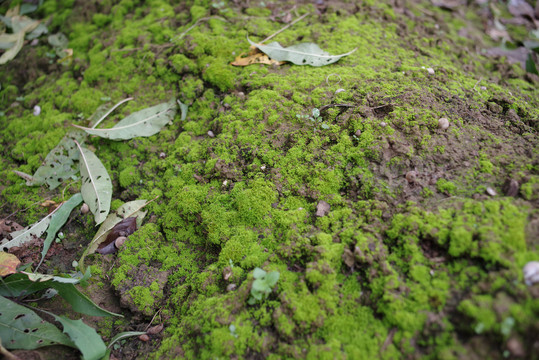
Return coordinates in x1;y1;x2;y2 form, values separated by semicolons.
4;198;51;220
472;77;482;91
175;16;227;42
260;12;310;44
319;103;355;112
145;308;163;331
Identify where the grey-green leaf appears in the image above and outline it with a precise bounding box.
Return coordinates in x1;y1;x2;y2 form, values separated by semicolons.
0;273;121;317
23;130;86;189
75;142;112;225
53;315;107;360
0;206;60;251
247;37;356;66
37;193;84;270
73;100;177;140
0;295;74;350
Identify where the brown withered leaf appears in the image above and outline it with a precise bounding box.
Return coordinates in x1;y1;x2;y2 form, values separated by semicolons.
231;47;285;66
0;252;21;276
97;217;136;250
0;219;24;238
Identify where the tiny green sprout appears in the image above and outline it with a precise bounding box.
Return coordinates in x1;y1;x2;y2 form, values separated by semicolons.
298;108;329;131
228;259;234;268
247;267;280;305
229;324;238;338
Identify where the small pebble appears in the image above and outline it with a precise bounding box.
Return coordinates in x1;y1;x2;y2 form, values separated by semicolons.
523;261;539;286
31;39;39;46
207;130;215;138
260;165;266;170
486;187;497;196
315;201;331;217
159;152;166;159
80;203;90;214
226;283;237;291
139;334;150;342
147;324;164;335
33;105;41;116
334;88;346;94
354;129;362;137
427;67;435;75
115;236;127;248
405;171;417;183
438;117;450;130
380;121;387;127
480;86;487;91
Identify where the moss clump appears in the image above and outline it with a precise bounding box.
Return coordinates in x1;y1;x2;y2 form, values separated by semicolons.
119;165;139;188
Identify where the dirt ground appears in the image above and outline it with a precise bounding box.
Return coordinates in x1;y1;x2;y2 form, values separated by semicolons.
1;0;538;359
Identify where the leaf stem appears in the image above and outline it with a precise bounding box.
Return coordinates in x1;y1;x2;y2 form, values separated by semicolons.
92;97;134;129
260;12;310;44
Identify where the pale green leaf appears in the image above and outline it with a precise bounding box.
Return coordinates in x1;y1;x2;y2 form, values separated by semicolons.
252;267;266;279
0;33;18;49
265;271;280;286
0;30;24;65
247;37;356;66
0;295;74;350
73;100;177;140
53;315;107;360
0;206;60;251
23;130;87;189
177;99;188;121
37;193;83;269
75;141;112;225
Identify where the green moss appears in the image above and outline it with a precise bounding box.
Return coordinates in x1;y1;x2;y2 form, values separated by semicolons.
119;165;139;188
2;1;539;359
436;179;457;195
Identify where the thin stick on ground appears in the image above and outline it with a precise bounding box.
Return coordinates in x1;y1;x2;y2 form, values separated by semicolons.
259;12;310;44
175;16;227;42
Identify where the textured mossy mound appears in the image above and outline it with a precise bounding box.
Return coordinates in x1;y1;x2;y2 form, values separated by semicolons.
1;0;538;359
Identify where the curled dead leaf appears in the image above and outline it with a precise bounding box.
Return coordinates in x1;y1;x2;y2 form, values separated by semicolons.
0;252;21;276
231;48;284;66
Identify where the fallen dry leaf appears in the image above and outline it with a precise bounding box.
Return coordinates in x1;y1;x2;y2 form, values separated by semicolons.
97;217;137;250
0;252;21;276
0;220;24;238
231;49;284;66
40;200;58;207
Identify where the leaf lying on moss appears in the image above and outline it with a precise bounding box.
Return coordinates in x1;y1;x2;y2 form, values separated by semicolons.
75;141;112;225
231;48;285;66
0;295;74;350
14;103;118;190
247;37;356;66
0;206;60;251
73;100;177;140
13;130;86;189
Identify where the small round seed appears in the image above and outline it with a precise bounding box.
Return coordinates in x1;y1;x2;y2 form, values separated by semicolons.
406;171;417;183
438;117;449;130
80;203;89;215
115;236;127;248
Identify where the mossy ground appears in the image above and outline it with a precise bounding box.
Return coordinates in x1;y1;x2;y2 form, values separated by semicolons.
1;0;538;359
